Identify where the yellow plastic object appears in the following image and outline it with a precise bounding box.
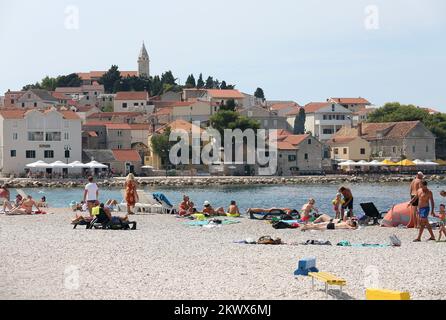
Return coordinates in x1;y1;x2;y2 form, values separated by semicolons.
91;206;100;216
226;213;240;218
308;272;346;286
366;289;410;300
192;213;206;221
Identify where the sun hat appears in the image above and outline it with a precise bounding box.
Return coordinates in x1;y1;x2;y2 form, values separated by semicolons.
417;171;424;178
203;201;210;206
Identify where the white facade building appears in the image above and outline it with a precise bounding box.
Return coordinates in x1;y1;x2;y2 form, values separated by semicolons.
304;102;353;141
0;110;82;176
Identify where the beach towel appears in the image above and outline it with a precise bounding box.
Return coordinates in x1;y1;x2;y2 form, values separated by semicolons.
185;219;240;227
301;240;332;246
337;240;390;248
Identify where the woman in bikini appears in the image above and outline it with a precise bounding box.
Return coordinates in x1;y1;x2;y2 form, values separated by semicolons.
8;195;40;215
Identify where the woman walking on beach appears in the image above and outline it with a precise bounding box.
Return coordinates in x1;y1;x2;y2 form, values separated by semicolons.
124;173;139;215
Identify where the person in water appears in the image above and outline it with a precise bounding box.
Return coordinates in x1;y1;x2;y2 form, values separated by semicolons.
8;195;40;215
409;180;436;242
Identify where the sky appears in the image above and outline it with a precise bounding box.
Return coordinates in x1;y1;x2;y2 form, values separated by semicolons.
1;0;445;111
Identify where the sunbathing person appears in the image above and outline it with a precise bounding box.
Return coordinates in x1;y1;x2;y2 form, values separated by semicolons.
179;195;195;216
202;201;225;216
228;201;240;216
96;203;130;224
312;213;334;224
3;194;23;212
105;199;118;211
37;196;48;208
8;195;40;215
301;219;358;231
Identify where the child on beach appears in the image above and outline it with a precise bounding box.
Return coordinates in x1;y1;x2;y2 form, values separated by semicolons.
332;193;344;219
436;204;446;241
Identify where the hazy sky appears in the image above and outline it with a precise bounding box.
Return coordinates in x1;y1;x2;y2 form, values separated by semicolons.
1;0;445;111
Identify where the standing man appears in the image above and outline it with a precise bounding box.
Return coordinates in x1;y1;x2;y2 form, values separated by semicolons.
83;176;99;214
409;172;424;228
339;187;354;221
409;180;436;242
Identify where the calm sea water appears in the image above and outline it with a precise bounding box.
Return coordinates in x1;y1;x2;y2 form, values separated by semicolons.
21;182;446;214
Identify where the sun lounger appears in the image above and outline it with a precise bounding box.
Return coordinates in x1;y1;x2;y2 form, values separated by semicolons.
152;192;175;214
360;203;385;225
72;216;136;230
118;190;163;214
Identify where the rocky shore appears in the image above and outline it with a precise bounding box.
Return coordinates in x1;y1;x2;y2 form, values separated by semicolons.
1;174;445;189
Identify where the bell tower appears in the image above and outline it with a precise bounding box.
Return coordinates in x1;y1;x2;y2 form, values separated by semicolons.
138;42;150;78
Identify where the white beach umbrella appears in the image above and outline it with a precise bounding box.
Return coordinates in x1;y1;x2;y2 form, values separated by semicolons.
85;161;108;169
356;160;370;166
49;161;70;168
413;159;427;165
69;161;90;168
141;165;154;169
368;160;382;166
338;160;357;166
26;160;50;168
424;160;439;166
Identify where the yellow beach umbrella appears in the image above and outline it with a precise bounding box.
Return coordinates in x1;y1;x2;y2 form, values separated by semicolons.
395;159;416;166
381;159;398;166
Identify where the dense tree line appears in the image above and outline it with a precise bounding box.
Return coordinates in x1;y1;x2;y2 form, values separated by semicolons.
22;73;82;91
368;102;446;158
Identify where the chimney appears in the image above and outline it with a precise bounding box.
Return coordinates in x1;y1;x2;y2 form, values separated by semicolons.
357;122;363;136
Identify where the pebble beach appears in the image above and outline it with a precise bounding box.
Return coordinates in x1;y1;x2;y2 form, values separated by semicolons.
0;208;444;300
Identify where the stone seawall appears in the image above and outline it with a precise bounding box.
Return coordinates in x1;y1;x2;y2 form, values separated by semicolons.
1;175;445;189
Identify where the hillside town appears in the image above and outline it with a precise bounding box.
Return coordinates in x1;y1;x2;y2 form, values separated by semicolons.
0;43;444;178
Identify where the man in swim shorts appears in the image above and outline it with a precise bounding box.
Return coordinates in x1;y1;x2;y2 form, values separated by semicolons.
339;187;353;221
409;180;436;242
409;172;424;228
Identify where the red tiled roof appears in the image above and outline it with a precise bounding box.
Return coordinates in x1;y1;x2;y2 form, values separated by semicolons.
128;124;151;130
206;89;244;99
115;91;149;101
154;107;173;116
52;92;71;100
304;102;331;113
285;107;302;116
104;123;132;130
0;109;80;120
276;141;297;150
77;71;137;80
330;97;371;105
270;102;300;111
87;112;144;119
283;134;310;146
327;137;357;145
156;119;203;134
361;121;421;140
112;149;141;162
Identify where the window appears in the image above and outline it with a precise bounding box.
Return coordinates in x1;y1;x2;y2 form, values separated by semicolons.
392;146;396;153
64;132;69;140
426;145;429;153
33;102;37;107
343;148;347;155
322;129;334;134
13;133;18;140
122;103;128;108
22;103;25;107
86;96;90;100
308;139;312;145
323;115;327;120
44;150;54;158
304;153;309;160
412;146;416;153
26;150;36;159
117;130;123;137
65;150;70;158
288;155;296;162
103;97;106;102
334;148;339;155
45;132;61;141
360;148;366;155
332;104;335;111
117;144;122;149
11;99;14;104
28;132;44;141
10;150;16;157
134;102;139;106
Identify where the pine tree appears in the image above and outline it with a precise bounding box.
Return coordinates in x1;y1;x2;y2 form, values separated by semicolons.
185;74;196;88
197;73;205;89
205;76;214;89
254;87;265;101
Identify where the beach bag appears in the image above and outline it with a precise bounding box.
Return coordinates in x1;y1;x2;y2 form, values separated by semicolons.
272;221;290;229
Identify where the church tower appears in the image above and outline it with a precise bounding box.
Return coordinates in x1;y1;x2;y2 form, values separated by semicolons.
138;42;150;78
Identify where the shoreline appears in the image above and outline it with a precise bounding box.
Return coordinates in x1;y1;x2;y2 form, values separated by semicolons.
1;174;445;189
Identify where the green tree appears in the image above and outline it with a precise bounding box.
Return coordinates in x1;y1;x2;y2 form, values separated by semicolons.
151;75;163;96
368;102;446;159
22;82;42;90
205;76;214;89
56;73;82;87
220;99;236;111
254;87;265;101
197;73;205;89
161;71;177;86
293;108;306;134
41;76;58;91
210;110;260;138
99;65;122;93
151;127;174;168
220;81;227;90
185;74;196;88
